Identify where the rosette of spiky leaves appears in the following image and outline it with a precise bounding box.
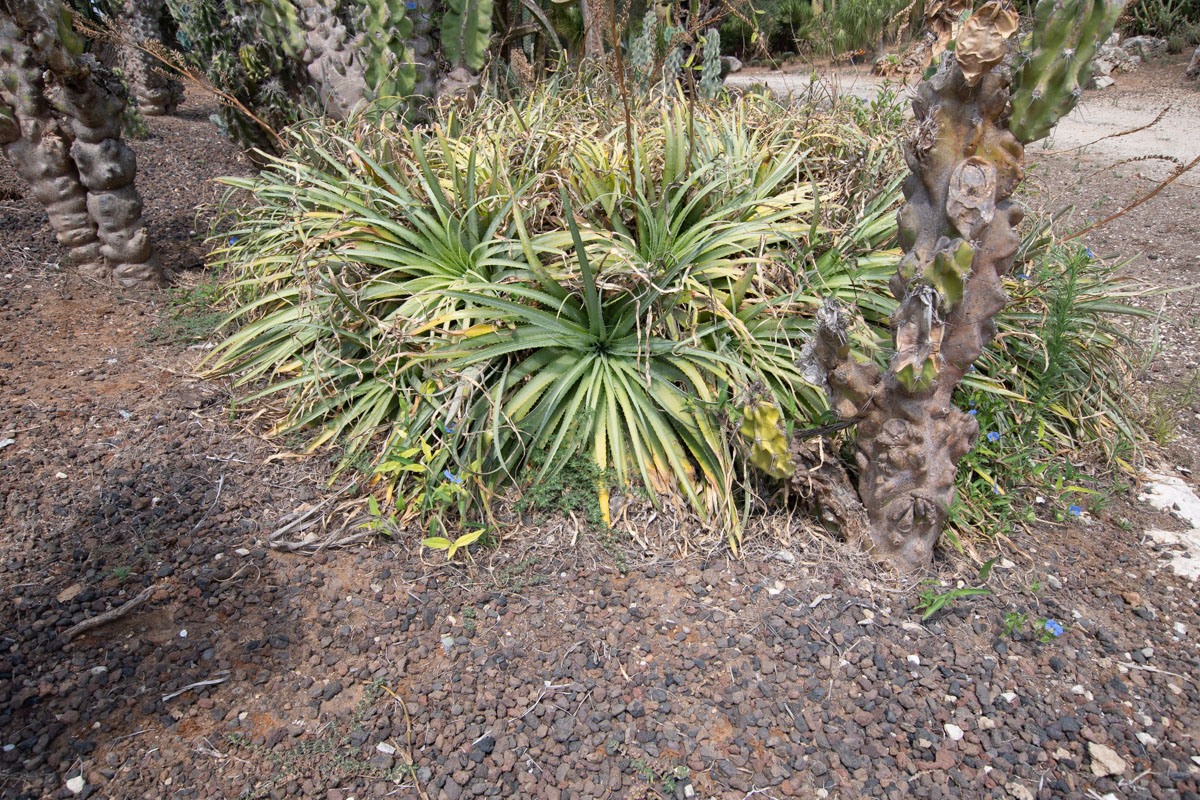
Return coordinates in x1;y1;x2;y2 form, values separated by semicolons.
205;122;562;468
442;0;493;71
420;196;753;535
1009;0;1125;143
362;0;416;117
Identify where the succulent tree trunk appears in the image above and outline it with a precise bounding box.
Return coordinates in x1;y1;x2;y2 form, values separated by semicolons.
744;0;1124;572
579;0;604;59
118;0;182;115
0;1;161;287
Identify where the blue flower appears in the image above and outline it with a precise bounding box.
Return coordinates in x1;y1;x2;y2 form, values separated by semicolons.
1044;619;1064;637
228;236;239;245
443;422;455;434
1068;504;1082;517
443;470;464;484
968;365;975;372
993;483;1001;495
1085;248;1094;257
968;409;978;415
406;1;416;7
1016;273;1030;280
987;431;1000;442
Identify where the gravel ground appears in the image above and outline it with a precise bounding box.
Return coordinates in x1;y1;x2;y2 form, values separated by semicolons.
2;85;1200;800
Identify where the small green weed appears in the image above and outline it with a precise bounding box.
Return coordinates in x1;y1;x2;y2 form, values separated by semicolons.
516;450;613;529
144;280;224;346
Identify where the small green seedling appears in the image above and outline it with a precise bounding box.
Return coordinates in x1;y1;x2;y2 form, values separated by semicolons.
422;525;487;561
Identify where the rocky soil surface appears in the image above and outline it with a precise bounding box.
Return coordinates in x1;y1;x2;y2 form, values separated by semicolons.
2;84;1200;800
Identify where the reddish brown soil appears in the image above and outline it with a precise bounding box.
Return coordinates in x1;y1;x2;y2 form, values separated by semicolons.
1;81;1199;800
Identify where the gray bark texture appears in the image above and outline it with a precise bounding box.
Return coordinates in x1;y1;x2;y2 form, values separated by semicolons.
0;1;161;287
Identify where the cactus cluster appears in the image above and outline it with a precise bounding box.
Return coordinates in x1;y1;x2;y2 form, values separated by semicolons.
117;0;183;115
661;26;684;96
738;397;796;479
1009;0;1125;143
442;0;493;73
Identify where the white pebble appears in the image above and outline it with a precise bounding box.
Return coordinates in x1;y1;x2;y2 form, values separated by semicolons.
944;723;964;741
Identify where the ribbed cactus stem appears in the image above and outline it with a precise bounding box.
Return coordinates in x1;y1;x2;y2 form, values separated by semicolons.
1010;0;1124;142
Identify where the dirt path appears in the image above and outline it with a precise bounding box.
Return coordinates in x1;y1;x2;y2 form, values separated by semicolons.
2;88;1199;800
727;57;1200;178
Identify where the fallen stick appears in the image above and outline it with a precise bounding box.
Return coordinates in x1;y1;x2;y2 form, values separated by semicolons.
162;673;230;703
61;584;157;642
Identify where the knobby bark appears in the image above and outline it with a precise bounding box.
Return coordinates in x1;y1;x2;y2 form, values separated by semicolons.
0;1;161;287
793;4;1024;571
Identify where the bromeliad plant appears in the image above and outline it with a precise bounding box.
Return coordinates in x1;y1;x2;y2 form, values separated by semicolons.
745;0;1129;571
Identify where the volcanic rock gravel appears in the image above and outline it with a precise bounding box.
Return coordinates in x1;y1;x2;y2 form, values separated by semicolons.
2;92;1200;800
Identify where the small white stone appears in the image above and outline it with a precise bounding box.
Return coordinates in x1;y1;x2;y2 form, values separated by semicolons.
179;629;187;638
1089;742;1127;777
376;741;397;755
944;723;964;741
1001;691;1018;703
683;784;695;799
66;776;85;795
1174;622;1188;636
907;654;920;666
1071;684;1086;695
978;716;996;730
55;471;68;479
1136;732;1158;746
1006;782;1034;800
1141;646;1154;658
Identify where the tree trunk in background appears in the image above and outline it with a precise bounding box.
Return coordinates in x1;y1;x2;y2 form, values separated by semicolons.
580;0;604;59
0;3;162;288
118;0;182;115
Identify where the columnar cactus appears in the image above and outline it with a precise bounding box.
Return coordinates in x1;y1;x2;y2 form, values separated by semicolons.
744;0;1124;572
437;0;492;100
699;27;721;98
1;0;161;287
117;0;183;115
362;0;415;114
